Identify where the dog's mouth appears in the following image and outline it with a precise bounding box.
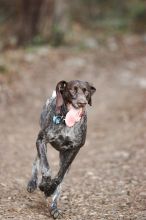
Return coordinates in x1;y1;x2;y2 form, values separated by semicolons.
65;104;84;127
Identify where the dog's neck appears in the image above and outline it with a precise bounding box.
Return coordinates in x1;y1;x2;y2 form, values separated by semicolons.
60;103;68;117
53;90;85;127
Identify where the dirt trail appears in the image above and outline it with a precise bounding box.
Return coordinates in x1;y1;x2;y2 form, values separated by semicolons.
0;43;146;220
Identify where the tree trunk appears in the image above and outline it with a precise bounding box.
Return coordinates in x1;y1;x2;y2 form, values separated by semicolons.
50;0;70;46
17;0;70;46
38;0;54;40
17;0;42;45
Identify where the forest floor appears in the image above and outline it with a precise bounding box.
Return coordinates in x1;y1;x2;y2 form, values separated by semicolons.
0;35;146;220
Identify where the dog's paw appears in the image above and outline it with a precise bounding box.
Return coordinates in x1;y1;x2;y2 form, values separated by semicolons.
27;179;37;193
39;176;51;192
44;178;60;197
50;207;63;219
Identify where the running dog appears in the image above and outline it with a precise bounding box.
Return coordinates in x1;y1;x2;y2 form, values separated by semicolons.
27;80;96;218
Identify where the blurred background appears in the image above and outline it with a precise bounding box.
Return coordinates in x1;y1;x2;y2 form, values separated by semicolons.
0;0;146;48
1;1;146;220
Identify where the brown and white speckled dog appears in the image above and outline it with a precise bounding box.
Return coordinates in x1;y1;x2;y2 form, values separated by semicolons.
27;80;96;218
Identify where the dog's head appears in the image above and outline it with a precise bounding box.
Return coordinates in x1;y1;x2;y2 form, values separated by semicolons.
55;80;96;113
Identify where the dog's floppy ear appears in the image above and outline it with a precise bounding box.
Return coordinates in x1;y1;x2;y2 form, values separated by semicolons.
87;83;96;106
56;80;67;114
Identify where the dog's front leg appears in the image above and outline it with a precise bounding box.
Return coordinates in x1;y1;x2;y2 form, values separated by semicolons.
49;184;62;219
36;131;52;192
47;149;80;218
45;148;80;197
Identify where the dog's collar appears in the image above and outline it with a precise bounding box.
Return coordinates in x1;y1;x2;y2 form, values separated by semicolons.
53;111;85;125
53;103;67;125
53;115;65;125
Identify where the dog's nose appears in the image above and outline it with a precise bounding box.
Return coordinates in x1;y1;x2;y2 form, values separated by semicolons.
77;100;87;107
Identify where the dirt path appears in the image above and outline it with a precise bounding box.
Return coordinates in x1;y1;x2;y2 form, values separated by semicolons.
0;42;146;220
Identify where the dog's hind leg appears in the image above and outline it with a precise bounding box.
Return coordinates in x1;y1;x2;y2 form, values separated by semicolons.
49;153;65;219
50;184;63;219
27;156;40;193
36;131;52;192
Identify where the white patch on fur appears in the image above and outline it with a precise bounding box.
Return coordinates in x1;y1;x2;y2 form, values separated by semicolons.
46;90;56;107
46;98;50;107
52;184;62;205
52;90;56;98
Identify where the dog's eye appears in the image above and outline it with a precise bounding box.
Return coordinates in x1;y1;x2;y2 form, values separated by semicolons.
69;86;78;98
83;88;89;96
69;89;76;97
82;88;86;93
74;86;78;92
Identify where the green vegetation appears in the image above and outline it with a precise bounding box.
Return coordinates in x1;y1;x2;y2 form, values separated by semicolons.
0;0;146;48
0;64;7;74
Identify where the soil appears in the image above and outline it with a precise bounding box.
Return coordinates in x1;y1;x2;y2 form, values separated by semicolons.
0;38;146;220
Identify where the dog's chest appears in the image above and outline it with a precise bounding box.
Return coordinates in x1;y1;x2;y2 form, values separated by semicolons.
46;116;87;151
